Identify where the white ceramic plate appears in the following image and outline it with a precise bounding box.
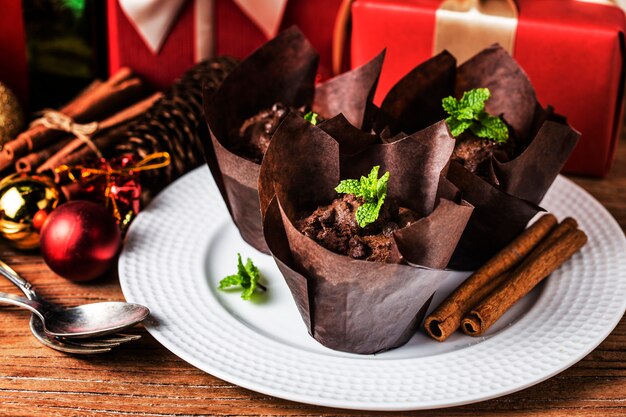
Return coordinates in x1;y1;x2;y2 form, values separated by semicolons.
119;166;626;411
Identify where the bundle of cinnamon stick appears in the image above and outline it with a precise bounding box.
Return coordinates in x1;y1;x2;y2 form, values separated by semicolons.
425;214;587;341
2;68;160;174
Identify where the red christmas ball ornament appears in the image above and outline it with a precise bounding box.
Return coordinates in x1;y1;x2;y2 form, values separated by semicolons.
39;201;122;282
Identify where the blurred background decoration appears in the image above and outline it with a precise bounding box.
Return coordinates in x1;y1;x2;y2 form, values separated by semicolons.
0;0;623;178
24;0;108;109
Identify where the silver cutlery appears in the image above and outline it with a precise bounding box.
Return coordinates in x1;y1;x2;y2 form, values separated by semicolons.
0;259;146;354
0;291;149;338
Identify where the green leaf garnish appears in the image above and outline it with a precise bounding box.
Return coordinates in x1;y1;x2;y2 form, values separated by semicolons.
335;165;390;228
303;111;319;125
442;88;509;143
218;254;266;300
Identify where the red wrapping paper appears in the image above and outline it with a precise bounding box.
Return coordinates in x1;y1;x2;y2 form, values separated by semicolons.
107;0;344;88
107;0;197;89
0;1;28;106
351;0;626;177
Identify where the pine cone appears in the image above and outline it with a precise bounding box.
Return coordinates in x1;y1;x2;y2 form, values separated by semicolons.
110;56;239;200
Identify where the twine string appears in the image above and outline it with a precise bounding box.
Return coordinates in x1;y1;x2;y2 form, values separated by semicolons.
31;110;103;158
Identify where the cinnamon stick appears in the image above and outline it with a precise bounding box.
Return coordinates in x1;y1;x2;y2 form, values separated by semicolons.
36;93;161;173
461;221;587;336
0;68;145;170
15;137;73;173
425;213;558;341
61;79;103;115
97;92;162;131
6;81;104;172
44;131;126;174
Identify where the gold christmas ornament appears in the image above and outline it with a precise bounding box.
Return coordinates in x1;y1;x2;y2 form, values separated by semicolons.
0;173;61;249
0;83;23;146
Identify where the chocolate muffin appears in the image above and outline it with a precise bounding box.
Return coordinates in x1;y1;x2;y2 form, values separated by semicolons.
259;112;474;354
297;194;420;263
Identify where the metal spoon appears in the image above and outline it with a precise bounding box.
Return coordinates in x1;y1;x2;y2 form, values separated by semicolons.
0;260;142;353
0;291;150;339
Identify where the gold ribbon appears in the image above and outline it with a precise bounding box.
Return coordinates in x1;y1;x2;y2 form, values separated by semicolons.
434;0;518;64
55;152;171;222
433;0;625;65
30;110;103;158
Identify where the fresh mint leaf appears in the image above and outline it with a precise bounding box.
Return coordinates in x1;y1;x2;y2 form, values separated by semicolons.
368;165;380;182
218;254;266;300
445;117;473;138
375;172;390;199
236;253;248;278
471;113;509;143
335;165;390;228
460;88;490;115
442;87;509;143
218;275;242;289
355;202;379;228
441;96;459;115
334;179;361;195
304;111;319;125
355;195;387;228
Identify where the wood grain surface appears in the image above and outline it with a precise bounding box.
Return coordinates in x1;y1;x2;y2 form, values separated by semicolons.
1;133;625;416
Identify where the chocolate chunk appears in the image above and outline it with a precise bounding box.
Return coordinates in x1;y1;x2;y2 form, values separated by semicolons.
348;236;368;259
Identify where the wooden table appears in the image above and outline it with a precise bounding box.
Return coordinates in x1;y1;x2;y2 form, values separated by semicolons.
1;137;625;417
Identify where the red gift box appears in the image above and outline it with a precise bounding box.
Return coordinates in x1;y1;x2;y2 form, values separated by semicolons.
0;1;28;106
351;0;626;177
107;0;346;89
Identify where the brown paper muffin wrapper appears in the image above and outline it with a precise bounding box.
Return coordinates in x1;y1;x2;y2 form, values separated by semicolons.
202;26;385;253
259;113;473;354
375;51;456;136
492;120;580;204
446;162;542;270
375;44;580;269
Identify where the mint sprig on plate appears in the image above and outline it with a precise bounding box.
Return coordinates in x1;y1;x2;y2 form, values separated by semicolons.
335;165;390;228
218;254;266;300
442;88;509;143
